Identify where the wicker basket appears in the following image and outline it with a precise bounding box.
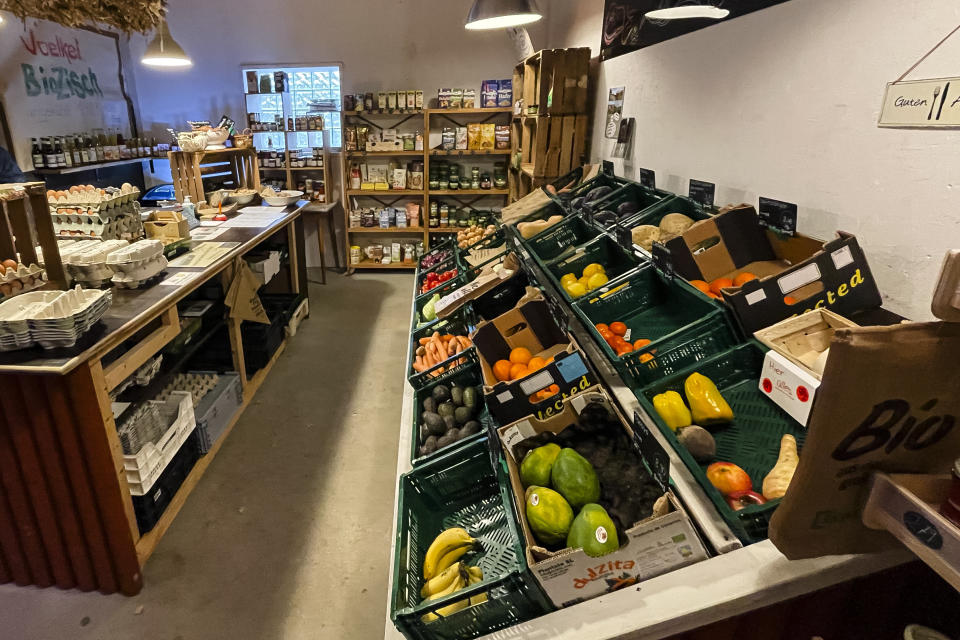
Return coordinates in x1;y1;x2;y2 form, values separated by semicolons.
233;133;254;149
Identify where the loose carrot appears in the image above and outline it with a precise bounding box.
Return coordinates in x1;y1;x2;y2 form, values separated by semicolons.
419;337;431;345
431;334;445;359
457;336;472;350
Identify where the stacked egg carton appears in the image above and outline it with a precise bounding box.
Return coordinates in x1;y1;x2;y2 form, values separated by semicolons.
48;184;144;240
106;240;167;288
156;372;220;407
0;286;112;350
61;239;129;287
116;401;167;456
0;262;47;299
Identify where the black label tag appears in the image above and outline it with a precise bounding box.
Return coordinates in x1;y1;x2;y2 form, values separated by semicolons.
615;223;634;251
688;179;716;207
637;168;656;189
758;197;798;236
650;242;674;279
601;160;615;176
633;412;670;491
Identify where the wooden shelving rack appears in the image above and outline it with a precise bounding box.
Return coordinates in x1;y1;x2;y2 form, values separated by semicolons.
340;107;513;272
510;48;592;201
167;148;261;205
258;128;333;205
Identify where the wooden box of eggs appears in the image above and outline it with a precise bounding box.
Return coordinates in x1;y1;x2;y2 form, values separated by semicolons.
754;309;859;426
0;258;46;299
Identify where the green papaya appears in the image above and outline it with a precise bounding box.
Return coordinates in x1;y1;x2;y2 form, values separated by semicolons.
551;448;600;510
566;503;619;557
525;486;574;547
520;443;562;488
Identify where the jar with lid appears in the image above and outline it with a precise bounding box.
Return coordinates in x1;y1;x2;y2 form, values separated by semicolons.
470;167;481;190
458;208;469;228
429;172;440;189
480;173;492;189
439;203;449;227
468;209;478;227
429;201;439;227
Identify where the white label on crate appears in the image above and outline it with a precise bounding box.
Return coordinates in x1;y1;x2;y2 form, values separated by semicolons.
745;289;767;306
519;370;555;395
595;526;608;544
496;390;514;403
831;245;854;270
501;421;537;460
623;328;632;341
530;493;539;507
778;263;821;295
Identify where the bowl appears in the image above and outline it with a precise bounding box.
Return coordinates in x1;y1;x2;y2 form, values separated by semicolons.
177;132;208;152
262;190;304;207
204;128;230;148
226;190;258;206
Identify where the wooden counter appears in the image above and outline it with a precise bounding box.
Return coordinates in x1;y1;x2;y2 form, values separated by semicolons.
0;204;308;595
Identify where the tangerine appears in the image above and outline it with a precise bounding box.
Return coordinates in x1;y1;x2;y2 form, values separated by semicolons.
595;323;610;333
509;347;532;365
609;321;627;336
493;359;513;382
709;277;734;296
509;363;530;380
527;356;547;372
634;338;652;350
733;272;757;286
689;279;711;294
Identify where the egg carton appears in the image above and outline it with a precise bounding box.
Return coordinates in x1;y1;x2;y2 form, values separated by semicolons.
156;372;220;407
63;240;129;283
0;286;112;350
53;209;144;241
0;263;47;300
47;184;140;213
106;240;164;268
110;255;168;288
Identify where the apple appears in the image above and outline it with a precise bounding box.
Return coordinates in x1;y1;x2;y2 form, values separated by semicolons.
706;462;753;496
725;489;767;511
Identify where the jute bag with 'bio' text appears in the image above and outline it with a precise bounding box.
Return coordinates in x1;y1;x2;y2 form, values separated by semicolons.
769;321;960;558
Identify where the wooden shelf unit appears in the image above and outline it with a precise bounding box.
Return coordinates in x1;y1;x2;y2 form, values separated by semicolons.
168;148;261;205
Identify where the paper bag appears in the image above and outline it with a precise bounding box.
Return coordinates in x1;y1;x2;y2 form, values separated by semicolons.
769;321;960;558
225;260;271;324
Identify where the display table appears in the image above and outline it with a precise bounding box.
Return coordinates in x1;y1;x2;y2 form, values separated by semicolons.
383;252;910;640
0;203;308;596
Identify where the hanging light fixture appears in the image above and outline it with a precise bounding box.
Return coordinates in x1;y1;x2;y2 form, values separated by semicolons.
645;2;729;21
465;0;542;30
141;18;192;67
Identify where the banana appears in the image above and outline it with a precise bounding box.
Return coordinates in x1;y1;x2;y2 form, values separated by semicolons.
422;527;474;579
467;566;487;606
421;574;469;623
420;561;462;598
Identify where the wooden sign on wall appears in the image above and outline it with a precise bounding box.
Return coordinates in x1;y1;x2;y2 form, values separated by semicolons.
879;77;960;128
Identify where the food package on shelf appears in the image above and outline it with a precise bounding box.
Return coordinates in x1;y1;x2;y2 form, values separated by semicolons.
0;285;112;350
106;240;167;288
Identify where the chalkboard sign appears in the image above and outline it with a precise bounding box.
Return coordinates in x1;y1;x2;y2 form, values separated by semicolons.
633;412;670;491
637;168;656;189
758;197;798;236
615;222;634;251
688;179;716;207
650;241;674;279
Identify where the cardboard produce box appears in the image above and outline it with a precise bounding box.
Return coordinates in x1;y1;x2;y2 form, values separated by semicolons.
435;253;522;320
754;309;859;425
663;205;881;333
497;388;707;608
144;211;190;242
471;290;596;424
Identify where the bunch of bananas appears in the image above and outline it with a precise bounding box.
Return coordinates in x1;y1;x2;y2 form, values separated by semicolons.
420;527;488;623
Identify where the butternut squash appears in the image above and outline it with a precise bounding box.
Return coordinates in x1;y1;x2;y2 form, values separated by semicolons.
762;434;799;500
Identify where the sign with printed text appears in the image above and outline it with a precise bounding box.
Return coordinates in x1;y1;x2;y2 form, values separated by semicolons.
879;77;960;128
0;15;131;169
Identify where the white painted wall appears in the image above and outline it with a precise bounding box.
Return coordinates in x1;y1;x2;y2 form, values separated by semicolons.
545;0;960;320
129;0;544;266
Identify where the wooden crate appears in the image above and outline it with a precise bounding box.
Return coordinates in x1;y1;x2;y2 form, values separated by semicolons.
519;114;588;179
0;182;67;290
516;48;590;117
168;148;261;205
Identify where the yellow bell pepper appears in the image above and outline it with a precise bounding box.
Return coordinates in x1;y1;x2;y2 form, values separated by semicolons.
684;372;734;425
652;390;692;431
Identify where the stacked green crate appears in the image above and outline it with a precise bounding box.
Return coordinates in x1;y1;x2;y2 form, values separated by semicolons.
408;304;479;390
542;234;644;303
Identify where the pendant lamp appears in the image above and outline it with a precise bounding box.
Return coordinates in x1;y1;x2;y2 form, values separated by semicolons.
465;0;542;30
645;2;729;21
142;18;192;67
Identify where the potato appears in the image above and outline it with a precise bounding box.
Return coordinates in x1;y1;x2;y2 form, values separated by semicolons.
630;224;661;251
659;213;695;237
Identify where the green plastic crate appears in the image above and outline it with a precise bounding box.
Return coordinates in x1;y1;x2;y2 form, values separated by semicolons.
408;305;479;390
412;270;476;332
542;234;643;302
586;182;673;229
563;171;631;213
619;194;710;232
410;363;498;467
391;440;553;640
635;341;806;544
573;265;739;388
418;255;463;293
523;214;602;263
460;229;509;273
418;239;458;271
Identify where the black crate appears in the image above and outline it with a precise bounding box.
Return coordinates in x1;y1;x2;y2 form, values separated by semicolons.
242;294;303;373
132;430;201;534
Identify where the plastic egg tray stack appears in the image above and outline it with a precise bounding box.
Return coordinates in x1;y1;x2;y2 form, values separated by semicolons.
62;240;129;287
116;401;167;455
0;263;47;300
48;184;143;240
156;372;220;407
0;285;112;350
106;240;167;288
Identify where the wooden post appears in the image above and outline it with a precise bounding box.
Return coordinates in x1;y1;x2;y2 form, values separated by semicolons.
25;183;67;289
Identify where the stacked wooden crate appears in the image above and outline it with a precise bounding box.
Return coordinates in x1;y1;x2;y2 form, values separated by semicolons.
510;48;591;201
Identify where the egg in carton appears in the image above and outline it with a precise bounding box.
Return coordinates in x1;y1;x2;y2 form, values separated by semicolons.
0;262;47;300
47;183;140;214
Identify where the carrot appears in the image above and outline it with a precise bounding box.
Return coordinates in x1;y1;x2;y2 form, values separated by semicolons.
412;356;425;373
442;334;455;342
431;335;446;359
457;336;472;350
418;337;431;345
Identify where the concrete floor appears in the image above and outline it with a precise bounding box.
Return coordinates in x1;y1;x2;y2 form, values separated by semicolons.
0;270;413;640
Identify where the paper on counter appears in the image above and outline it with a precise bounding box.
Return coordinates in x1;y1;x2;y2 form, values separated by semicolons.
159;271;203;286
190;227;228;241
169;241;240;268
219;210;287;228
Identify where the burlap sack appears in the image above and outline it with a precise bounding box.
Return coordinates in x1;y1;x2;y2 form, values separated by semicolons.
769;321;960;558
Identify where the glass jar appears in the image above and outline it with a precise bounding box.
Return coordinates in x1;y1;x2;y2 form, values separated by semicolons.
429;201;439;228
439;203;449;227
480;173;492;189
458;208;469;228
468;209;478;227
439;178;449;190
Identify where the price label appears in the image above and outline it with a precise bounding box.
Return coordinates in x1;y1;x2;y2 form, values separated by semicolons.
615;223;634;251
650;242;674;280
638;168;656;189
688;179;716;207
758;197;798;236
633;412;670;491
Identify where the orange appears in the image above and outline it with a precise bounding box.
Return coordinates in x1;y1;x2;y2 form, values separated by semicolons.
595;323;609;333
509;363;530;380
549;384;560;394
707;292;722;300
709;277;734;296
545;356;555;364
609;321;627;336
639;353;655;363
509;347;532;365
689;279;711;295
493;359;512;382
598;327;615;342
784;295;798;305
733;272;757;286
615;343;634;357
527;356;547;372
634;338;651;350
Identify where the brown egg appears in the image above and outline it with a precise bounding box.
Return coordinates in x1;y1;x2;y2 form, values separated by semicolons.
0;284;11;297
2;259;17;271
9;280;22;292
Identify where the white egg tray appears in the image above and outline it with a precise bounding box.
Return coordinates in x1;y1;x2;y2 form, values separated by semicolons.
109;255;167;288
156;372;220;407
48;186;140;213
63;240;129;284
106;240;164;268
122;391;196;495
0;286;112;350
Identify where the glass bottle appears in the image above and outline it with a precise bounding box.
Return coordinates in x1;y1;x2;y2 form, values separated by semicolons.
31;138;43;168
56;137;68;168
43;138;58;168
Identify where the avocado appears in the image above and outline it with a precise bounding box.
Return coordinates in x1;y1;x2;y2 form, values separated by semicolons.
462;386;478;410
454;406;472;426
443;415;456;431
450;386;464;407
420;435;438;457
460;421;482;438
422;397;437;414
551;448;601;510
422;412;446;436
432;385;451;404
566;503;619;557
437;401;455;419
445;427;461;442
571;196;585;212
